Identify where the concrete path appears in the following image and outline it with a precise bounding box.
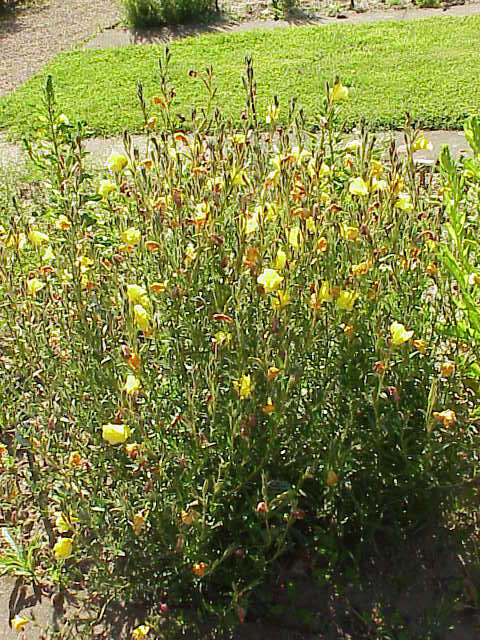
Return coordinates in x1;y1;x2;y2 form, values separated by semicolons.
0;129;471;172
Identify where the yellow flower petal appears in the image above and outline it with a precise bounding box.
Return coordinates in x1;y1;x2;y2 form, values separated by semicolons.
53;537;73;560
102;423;131;445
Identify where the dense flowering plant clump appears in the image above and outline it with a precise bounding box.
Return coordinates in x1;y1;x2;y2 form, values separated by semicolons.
1;59;480;636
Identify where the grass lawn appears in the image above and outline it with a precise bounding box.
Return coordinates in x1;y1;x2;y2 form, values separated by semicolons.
1;15;480;137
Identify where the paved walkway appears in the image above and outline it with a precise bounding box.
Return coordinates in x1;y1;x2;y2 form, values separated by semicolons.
0;129;471;172
0;0;120;97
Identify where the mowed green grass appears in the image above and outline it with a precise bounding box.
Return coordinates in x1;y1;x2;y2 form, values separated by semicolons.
1;15;480;137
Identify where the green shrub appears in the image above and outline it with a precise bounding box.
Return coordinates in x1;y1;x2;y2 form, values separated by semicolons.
120;0;216;28
1;58;479;637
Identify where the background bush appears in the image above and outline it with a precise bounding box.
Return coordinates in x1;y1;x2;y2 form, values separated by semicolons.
120;0;217;28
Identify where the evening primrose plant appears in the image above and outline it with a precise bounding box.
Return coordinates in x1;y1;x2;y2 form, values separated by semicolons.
1;55;479;637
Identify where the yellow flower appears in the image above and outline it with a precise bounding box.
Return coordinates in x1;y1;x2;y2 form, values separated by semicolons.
98;179;116;199
326;470;338;488
274;248;287;270
132;624;152;640
337;290;358;311
28;229;49;246
317;281;333;303
127;284;150;308
288;226;301;249
214;331;232;347
330;81;349;103
102;423;131;445
133;512;146;535
395;193;413;211
193;202;209;226
193;562;207;577
266;102;280;124
257;268;284;294
185;242;197;265
262;397;275;414
412;135;433;152
27;277;45;296
123;375;141;395
433;409;456;428
272;290;291;311
233;374;252;400
390;321;414;347
53;537;73;560
349;177;369;197
121;227;141;246
106;151;128;173
11;615;29;632
306;217;316;234
244;209;260;235
55;215;71;231
341;224;359;242
41;245;55;262
370;176;387;192
134;304;153;336
55;512;78;533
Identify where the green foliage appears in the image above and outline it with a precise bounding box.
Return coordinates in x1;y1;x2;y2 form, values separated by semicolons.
413;0;440;7
272;0;298;16
2;16;480;138
120;0;216;28
1;59;479;637
438;116;480;403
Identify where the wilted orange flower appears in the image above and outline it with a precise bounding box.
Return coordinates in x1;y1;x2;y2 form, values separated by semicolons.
426;262;437;277
125;442;139;458
262;397;275;414
133;512;145;535
181;509;199;526
326;470;338;487
267;366;280;381
433;409;456;428
145;240;161;252
213;313;234;324
413;339;427;354
243;247;260;271
343;324;354;339
67;451;82;467
440;361;455;378
150;282;167;295
316;237;328;253
193;562;207;577
352;260;370;277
